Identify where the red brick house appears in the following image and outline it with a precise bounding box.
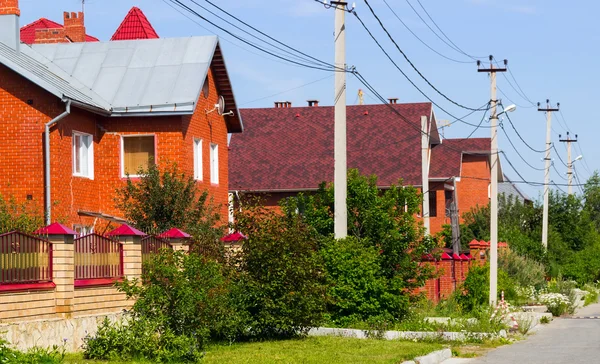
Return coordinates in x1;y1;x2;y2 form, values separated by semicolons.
229;101;503;235
0;0;243;233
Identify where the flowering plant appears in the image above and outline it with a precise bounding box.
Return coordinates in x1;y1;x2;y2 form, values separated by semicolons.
538;293;571;316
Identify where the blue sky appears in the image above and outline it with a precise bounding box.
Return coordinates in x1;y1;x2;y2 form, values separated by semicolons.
18;0;597;199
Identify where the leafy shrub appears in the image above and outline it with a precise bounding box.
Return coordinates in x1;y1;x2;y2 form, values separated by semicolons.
498;249;546;289
320;236;409;326
458;264;515;311
234;203;327;338
115;162;223;242
583;283;599;306
0;337;64;364
117;250;247;344
83;317;203;363
540;315;551;324
0;194;44;234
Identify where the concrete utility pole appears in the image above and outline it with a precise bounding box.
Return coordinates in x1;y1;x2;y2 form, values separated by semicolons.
538;100;559;248
421;115;430;234
333;1;347;239
559;132;578;195
478;56;506;307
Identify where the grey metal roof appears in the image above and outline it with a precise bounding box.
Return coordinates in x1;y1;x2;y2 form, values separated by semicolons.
0;36;243;132
0;42;111;111
31;37;217;115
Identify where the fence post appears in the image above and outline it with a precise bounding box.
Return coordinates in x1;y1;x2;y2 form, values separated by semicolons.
159;228;191;253
108;225;145;281
35;223;77;318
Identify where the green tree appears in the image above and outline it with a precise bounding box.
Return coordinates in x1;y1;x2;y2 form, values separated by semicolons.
115;163;223;243
0;195;44;234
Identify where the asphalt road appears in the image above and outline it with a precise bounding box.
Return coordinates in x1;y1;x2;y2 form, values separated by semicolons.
447;302;600;364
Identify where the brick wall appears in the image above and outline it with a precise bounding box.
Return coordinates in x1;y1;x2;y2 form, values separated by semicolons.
456;155;490;222
0;64;231;230
0;0;19;16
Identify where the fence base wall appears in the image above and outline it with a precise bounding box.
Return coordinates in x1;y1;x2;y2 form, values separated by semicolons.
0;289;57;322
74;286;131;316
0;312;125;352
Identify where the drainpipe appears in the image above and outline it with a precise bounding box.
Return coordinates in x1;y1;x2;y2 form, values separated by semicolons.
45;99;71;225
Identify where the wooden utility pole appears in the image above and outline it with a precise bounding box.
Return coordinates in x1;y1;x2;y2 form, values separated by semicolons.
478;55;506;307
538;100;559;248
333;1;347;239
559;132;578;195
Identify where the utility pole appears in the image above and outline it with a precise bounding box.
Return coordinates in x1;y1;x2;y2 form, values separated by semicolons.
538;100;559;248
478;55;506;307
333;1;348;239
421;115;430;234
559;132;578;195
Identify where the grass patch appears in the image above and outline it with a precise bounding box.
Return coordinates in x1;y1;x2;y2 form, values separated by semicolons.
204;336;443;364
64;337;443;364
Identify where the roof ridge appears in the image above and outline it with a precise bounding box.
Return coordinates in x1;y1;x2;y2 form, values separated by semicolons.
110;6;159;41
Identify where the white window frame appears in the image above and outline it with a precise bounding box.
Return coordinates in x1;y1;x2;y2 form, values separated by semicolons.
210;143;219;185
193;138;203;181
72;131;94;179
121;134;156;178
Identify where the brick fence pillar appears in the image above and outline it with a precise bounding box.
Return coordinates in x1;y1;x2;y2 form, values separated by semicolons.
35;223;78;318
108;224;145;281
159;228;191;253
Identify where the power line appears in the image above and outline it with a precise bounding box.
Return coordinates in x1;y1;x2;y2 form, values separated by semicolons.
352;10;491;128
382;0;472;64
503;113;549;153
361;0;485;111
166;0;339;72
551;162;568;181
500;124;545;171
239;74;334;106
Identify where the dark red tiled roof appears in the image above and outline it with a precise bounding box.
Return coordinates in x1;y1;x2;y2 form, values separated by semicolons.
110;7;159;41
429;138;490;179
20;18;99;44
230;103;434;191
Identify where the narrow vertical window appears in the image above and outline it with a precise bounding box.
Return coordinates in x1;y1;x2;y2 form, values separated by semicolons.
73;131;93;179
210;143;219;185
194;139;203;181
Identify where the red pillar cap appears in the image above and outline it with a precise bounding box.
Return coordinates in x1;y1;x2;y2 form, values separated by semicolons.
159;228;191;239
107;224;146;237
34;222;78;236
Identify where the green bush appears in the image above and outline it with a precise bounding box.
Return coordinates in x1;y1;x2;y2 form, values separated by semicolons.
117;250;247;344
498;249;546;289
0;337;64;364
234;203;327;338
0;194;44;234
458;263;515;311
83;317;203;363
320;236;409;326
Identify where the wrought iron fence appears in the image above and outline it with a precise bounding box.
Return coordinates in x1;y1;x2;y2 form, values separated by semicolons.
74;234;123;282
0;231;52;285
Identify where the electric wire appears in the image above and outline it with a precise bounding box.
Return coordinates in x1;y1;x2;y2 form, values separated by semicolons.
240;74;334;106
362;0;486;111
551;162;568;181
352;10;492;128
500;124;545;171
504;113;549;153
382;0;472;64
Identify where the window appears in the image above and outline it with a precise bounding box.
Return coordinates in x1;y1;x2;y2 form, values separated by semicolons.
73;224;93;237
429;191;437;217
122;135;155;176
193;138;203;180
210;143;219;184
73;131;93;178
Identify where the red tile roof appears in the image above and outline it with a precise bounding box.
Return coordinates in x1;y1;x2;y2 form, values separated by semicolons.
20;18;99;44
110;7;159;41
429;138;490;179
230;103;435;191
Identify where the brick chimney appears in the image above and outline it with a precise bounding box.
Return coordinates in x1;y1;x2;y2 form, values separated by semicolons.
307;100;319;107
0;0;20;51
63;11;86;42
34;28;67;44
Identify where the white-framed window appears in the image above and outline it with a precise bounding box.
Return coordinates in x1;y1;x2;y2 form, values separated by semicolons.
210;143;219;185
121;135;155;177
193;138;203;181
73;131;94;179
73;224;93;237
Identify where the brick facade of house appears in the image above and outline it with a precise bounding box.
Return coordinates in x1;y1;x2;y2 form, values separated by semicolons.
0;64;231;231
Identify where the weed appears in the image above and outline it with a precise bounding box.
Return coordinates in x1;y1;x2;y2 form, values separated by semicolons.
540;316;551;324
